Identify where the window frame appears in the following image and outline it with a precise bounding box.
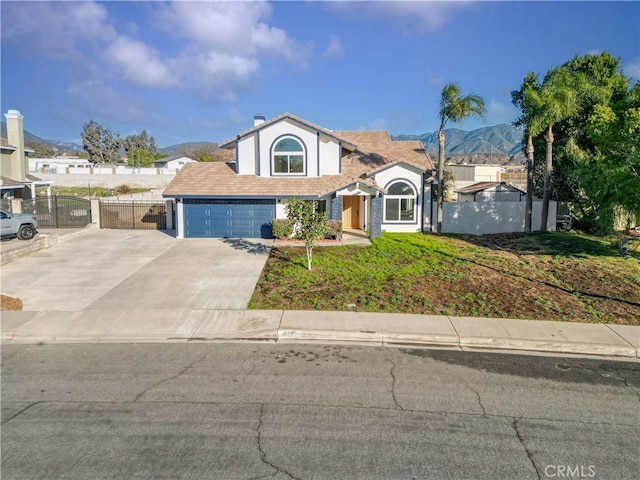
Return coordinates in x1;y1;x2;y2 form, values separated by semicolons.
384;180;417;223
271;136;306;176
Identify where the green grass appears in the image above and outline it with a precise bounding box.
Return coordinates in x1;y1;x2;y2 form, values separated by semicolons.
250;232;640;324
36;186;152;198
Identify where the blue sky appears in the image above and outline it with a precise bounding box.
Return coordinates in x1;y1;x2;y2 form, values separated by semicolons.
2;1;639;147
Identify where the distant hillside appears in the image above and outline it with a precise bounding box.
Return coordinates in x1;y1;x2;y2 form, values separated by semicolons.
1;121;83;153
393;124;526;165
159;142;219;156
4;121;525;165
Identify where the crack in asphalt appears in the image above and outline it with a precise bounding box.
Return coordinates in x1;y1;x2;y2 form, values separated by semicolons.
255;404;299;480
465;385;487;416
388;359;404;410
512;418;542;480
133;353;209;402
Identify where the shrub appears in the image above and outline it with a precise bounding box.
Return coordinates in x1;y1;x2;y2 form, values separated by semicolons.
114;184;133;194
271;218;293;239
327;220;343;240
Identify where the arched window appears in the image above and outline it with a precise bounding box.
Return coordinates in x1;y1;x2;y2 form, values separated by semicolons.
272;137;305;175
384;181;416;222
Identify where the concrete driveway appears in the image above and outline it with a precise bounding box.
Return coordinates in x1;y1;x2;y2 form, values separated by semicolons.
0;230;272;311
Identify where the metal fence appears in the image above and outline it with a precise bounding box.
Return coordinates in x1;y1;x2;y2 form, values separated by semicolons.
0;199;12;213
99;200;171;230
22;196;92;228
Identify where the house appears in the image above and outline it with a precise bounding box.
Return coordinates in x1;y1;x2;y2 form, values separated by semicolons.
454;181;526;202
163;113;433;239
29;157;91;173
153;155;197;170
446;164;503;199
1;109;52;200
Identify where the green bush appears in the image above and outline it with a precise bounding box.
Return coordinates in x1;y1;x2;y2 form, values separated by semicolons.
271;218;293;239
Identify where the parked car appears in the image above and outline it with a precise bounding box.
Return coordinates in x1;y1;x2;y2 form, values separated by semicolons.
0;210;38;240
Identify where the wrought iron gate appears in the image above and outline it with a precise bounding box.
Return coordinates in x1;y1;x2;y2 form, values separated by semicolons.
21;196;92;228
99;200;171;230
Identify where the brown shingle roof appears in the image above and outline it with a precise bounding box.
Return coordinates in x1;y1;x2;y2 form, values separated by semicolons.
336;131;433;176
163;162;381;198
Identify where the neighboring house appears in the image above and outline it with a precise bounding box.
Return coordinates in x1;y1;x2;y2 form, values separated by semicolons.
1;110;52;199
29;157;91;173
163;113;433;239
446;163;503;197
153;155;197;169
455;181;526;202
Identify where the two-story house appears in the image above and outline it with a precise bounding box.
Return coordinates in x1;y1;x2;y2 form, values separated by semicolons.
163;113;434;239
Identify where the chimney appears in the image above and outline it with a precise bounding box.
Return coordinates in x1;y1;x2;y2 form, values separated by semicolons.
3;109;27;181
253;114;266;127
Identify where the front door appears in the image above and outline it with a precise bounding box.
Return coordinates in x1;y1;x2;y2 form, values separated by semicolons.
342;196;361;229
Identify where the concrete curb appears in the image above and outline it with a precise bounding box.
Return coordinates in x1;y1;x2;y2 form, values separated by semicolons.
1;309;638;360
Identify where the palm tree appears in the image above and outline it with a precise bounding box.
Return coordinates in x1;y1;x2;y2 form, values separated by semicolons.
512;72;542;233
524;68;578;231
436;83;485;234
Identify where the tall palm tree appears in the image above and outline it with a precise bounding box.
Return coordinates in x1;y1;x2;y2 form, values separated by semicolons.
512;72;542;233
436;83;485;234
524;68;578;231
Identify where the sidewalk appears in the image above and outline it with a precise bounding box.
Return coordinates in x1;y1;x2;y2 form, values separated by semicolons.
2;309;638;360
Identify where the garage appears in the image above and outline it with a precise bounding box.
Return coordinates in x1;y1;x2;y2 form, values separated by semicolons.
184;199;275;238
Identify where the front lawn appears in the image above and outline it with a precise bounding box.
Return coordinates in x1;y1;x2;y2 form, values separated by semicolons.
249;232;640;325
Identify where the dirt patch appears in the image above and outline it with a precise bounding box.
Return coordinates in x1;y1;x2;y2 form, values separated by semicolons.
0;294;23;311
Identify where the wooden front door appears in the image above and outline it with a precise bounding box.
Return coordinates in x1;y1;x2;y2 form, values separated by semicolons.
342;196;361;228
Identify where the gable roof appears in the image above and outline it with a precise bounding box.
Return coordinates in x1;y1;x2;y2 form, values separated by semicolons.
336;130;433;176
218;112;357;151
163;162;382;198
455;181;525;194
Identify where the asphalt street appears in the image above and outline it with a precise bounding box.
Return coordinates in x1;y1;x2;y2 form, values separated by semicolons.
2;344;638;480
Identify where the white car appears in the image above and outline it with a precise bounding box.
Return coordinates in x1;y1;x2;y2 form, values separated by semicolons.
0;210;38;240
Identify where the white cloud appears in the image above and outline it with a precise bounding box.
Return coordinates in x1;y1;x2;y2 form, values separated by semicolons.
326;1;473;33
323;35;345;59
1;1;116;59
65;80;153;124
624;57;640;80
106;37;176;88
484;99;518;126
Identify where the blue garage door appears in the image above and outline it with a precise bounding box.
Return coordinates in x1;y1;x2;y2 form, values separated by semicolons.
184;199;275;238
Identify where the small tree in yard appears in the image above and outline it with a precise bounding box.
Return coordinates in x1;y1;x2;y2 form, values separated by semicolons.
285;198;329;270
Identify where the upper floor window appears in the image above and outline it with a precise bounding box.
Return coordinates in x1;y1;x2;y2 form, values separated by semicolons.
273;137;305;175
384;181;416;222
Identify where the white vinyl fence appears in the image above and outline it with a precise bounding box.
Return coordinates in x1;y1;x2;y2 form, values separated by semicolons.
429;200;557;234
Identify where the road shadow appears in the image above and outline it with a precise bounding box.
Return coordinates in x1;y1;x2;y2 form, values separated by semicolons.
400;348;640;386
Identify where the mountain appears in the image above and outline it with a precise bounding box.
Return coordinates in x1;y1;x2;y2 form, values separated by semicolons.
159;142;219;156
0;121;83;153
3;121;526;165
393;124;526;165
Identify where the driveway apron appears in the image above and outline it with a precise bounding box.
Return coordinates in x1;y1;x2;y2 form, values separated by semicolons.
0;231;272;311
86;237;272;310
